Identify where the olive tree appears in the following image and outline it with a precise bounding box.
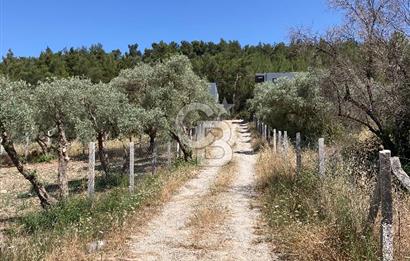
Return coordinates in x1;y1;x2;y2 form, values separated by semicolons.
78;82;131;174
33;77;87;198
112;55;215;160
0;77;56;208
249;73;335;142
155;55;216;159
111;63;164;152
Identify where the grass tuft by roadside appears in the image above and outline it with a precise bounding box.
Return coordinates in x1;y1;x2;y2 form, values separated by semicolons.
255;145;382;260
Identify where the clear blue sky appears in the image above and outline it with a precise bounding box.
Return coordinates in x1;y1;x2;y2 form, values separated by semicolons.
0;0;342;57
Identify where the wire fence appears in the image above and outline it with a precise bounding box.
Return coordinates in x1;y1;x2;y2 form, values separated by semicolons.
254;115;410;261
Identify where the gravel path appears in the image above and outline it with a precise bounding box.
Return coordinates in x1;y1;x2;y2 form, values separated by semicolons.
127;121;276;260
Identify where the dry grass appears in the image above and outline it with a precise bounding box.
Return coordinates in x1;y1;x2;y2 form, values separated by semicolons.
209;159;236;195
50;164;200;261
255;145;387;260
243;122;263;151
392;192;410;260
256;144;410;260
1;160;199;261
0;160;91;225
0;137;172;234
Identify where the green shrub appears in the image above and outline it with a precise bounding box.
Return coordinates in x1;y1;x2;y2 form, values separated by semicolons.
95;173;128;190
21;197;93;233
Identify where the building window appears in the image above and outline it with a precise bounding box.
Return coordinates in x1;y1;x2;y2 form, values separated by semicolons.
255;75;265;83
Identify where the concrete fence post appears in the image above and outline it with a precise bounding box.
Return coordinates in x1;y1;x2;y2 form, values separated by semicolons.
318;138;325;176
46;130;52;147
129;142;135;193
176;142;180;158
167;141;172;167
256;119;259;133
278;131;282;153
88;142;95;198
197;122;204;161
263;124;266;138
263;124;268;141
273;129;277;153
24;135;30;160
194;126;199;162
265;125;269;141
379;150;393;261
296;132;301;176
262;124;265;139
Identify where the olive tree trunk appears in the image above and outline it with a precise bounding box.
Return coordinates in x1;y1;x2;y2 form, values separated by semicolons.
1;131;56;208
97;132;110;175
35;134;52;156
145;127;157;154
56;117;69;198
170;130;192;161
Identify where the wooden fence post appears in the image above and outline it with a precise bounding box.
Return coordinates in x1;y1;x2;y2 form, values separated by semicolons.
296;132;301;176
379;150;393;261
318;138;325;176
284;131;288;156
129;142;135;193
88;142;95;198
273;129;277;153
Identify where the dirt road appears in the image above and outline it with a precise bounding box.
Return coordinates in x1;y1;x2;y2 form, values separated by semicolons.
126;120;276;260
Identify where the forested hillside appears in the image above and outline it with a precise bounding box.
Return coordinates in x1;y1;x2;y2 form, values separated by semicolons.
0;40;324;112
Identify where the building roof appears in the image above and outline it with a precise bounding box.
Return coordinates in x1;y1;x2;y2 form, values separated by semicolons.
255;72;298;80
